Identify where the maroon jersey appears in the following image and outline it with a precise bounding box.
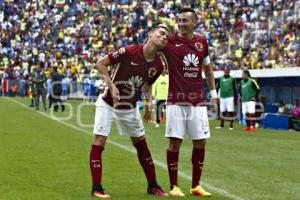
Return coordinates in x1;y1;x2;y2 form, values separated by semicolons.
103;45;164;109
162;33;209;106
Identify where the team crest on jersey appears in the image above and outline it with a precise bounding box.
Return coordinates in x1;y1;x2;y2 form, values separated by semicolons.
195;42;203;52
148;67;157;78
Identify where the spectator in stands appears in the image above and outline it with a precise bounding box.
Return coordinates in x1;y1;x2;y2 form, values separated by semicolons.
0;0;299;101
278;100;286;114
292;100;300;118
291;99;300;131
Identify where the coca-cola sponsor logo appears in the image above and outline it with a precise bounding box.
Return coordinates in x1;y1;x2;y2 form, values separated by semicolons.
184;72;198;78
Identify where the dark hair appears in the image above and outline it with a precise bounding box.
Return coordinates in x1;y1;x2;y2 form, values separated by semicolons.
179;8;197;20
243;70;251;77
152;23;170;33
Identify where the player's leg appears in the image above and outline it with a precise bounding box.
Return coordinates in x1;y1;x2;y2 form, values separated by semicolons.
167;137;182;191
90;103;113;198
216;98;225;129
248;101;256;131
52;92;59;112
159;100;165;121
116;108;167;196
165;105;185;196
131;136;168;196
242;102;250;131
227;97;235;130
155;100;160;127
90;135;109;198
48;93;52;109
41;88;47;111
188;106;211;197
35;90;40;110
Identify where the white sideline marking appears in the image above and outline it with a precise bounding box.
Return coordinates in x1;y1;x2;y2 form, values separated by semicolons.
7;97;245;200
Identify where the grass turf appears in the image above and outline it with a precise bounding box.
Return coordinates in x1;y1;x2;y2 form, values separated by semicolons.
0;97;299;200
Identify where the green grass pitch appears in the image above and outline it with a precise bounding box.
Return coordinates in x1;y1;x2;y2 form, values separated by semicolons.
0;97;299;200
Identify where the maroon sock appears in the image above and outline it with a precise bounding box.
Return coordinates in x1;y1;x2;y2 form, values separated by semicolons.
229;112;235;128
167;149;179;189
246;113;250;128
192;148;205;188
134;139;156;183
220;112;225;127
251;113;256;128
89;145;104;185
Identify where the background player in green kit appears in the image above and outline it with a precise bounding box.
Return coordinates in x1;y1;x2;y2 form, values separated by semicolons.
239;70;260;132
216;67;236;130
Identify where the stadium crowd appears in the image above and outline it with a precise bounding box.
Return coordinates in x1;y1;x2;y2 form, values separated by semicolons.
0;0;299;97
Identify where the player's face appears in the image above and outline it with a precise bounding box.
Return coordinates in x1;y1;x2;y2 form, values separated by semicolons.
177;12;196;35
224;69;230;75
242;72;248;79
149;27;169;49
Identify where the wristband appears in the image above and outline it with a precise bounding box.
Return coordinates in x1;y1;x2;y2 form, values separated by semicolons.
210;89;218;99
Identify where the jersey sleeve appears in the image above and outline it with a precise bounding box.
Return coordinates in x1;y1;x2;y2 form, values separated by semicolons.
202;39;211;66
251;79;260;94
233;78;237;98
107;47;127;65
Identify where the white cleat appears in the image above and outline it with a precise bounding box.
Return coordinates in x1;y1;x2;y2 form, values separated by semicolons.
215;126;224;129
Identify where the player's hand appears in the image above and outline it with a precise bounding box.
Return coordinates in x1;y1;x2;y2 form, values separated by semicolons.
143;103;152;123
210;98;218;112
110;85;120;104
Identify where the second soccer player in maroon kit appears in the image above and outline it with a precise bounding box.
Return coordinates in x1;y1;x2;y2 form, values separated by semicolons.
89;24;170;198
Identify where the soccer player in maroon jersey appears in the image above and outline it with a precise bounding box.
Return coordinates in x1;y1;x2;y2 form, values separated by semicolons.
89;24;170;198
161;8;218;197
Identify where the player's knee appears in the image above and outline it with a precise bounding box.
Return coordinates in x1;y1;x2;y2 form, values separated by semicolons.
93;135;107;147
193;139;206;149
130;135;145;144
168;138;182;152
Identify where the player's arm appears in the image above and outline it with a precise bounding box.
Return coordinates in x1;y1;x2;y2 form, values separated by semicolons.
239;83;242;99
143;82;153;123
216;78;220;95
251;79;261;101
203;63;217;99
95;55;120;101
233;78;237;99
203;62;218;112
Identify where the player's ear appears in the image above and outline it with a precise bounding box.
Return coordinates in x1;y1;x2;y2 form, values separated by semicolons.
148;30;153;38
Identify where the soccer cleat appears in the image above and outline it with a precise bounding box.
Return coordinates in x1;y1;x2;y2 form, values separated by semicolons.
190;185;212;197
229;127;234;131
243;127;251;131
147;183;168;196
155;124;160;128
91;184;111;199
215;126;224;129
92;191;111;199
169;186;185;197
249;127;256;132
